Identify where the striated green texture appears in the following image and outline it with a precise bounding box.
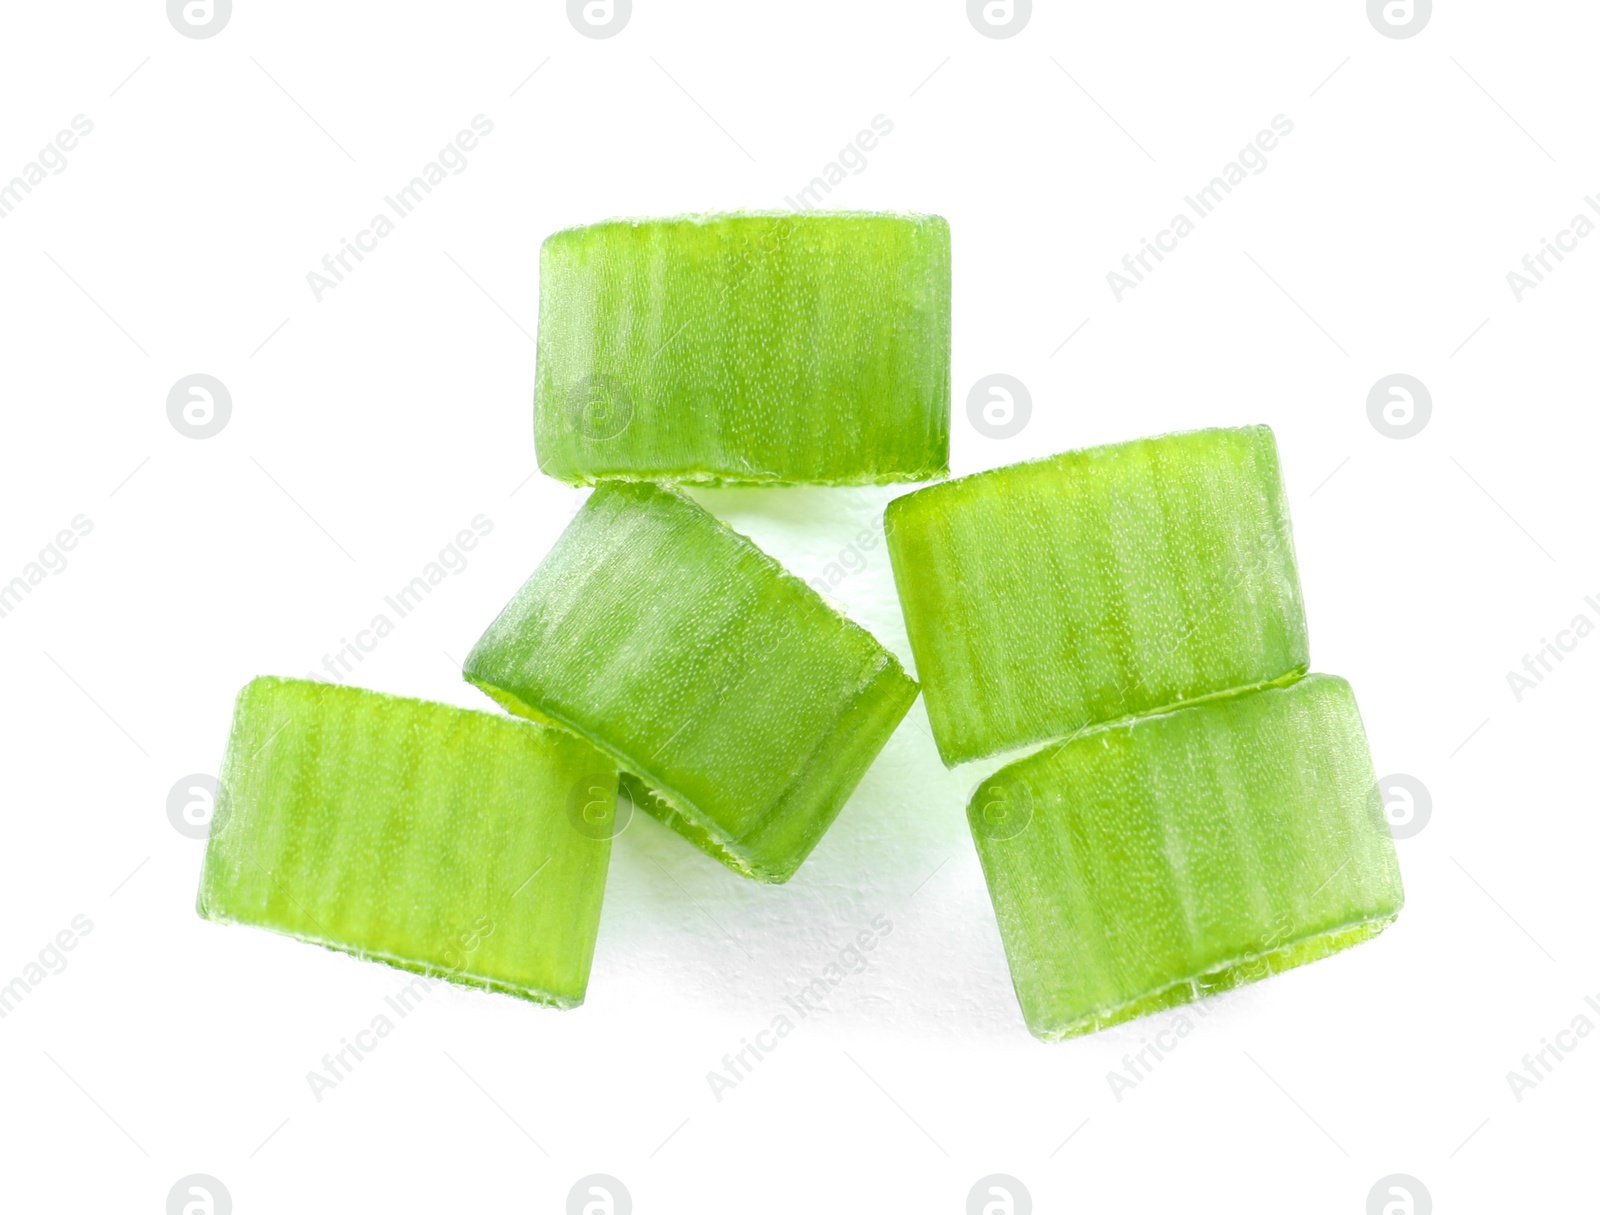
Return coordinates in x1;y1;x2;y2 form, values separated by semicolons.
465;482;919;882
970;674;1403;1041
197;678;612;1008
885;425;1308;766
534;211;951;486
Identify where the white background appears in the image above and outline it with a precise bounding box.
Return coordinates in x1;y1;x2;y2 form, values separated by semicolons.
1;2;1594;1211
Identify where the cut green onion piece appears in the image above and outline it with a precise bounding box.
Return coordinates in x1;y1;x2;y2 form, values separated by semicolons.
969;674;1403;1041
885;425;1308;766
534;211;951;486
465;482;919;882
196;677;613;1008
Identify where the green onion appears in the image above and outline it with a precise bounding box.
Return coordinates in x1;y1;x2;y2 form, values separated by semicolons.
196;677;612;1008
535;212;951;486
465;481;918;882
969;674;1403;1041
886;426;1308;766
